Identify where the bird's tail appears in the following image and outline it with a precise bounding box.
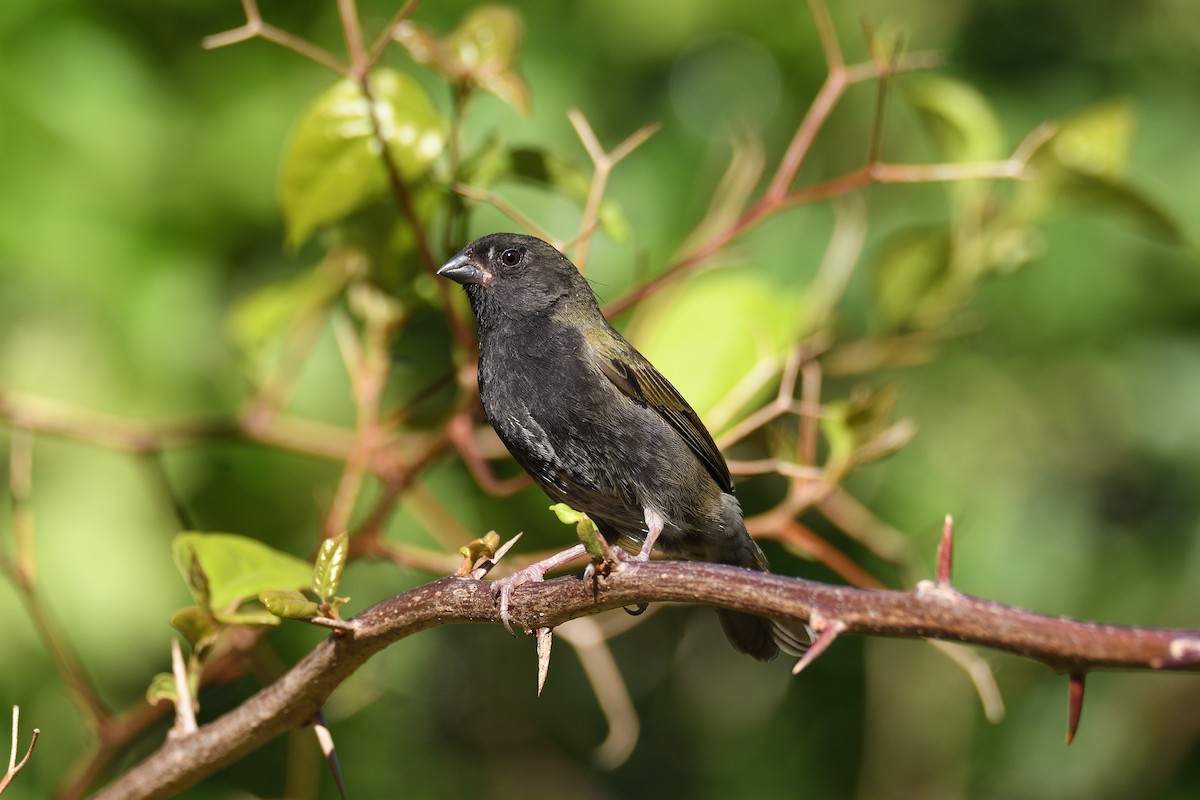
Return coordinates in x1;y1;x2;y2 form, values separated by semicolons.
716;537;813;662
717;609;813;662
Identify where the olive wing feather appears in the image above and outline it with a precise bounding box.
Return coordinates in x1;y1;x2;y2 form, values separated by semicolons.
592;340;735;494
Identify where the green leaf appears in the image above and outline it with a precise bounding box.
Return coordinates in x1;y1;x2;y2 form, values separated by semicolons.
841;384;917;466
871;228;969;330
170;606;220;651
548;503;583;525
574;514;607;564
214;607;282;627
820;405;857;485
312;533;349;601
259;589;321;619
226;255;355;357
458;531;501;572
396;5;530;113
903;75;1005;163
1050;99;1134;180
173;533;314;615
466;145;630;242
278;68;446;248
1057;172;1183;243
627;271;802;418
1015;101;1184;244
146;672;177;706
181;545;211;609
346;281;406;330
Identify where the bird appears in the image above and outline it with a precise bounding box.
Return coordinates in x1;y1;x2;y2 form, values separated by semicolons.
438;232;811;661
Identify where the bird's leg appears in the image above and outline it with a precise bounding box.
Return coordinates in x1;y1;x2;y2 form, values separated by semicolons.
634;507;665;561
494;543;588;635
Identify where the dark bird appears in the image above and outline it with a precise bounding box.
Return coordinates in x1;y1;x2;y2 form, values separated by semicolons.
438;232;811;661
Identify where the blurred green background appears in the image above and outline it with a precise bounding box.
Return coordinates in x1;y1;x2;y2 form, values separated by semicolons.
3;0;1200;798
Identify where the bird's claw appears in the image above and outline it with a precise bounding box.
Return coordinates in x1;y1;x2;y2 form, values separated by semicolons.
492;564;549;636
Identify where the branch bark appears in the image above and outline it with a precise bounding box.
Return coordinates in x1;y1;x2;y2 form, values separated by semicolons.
93;560;1200;799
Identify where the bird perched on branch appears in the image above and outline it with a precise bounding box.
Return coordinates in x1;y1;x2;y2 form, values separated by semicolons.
438;232;811;661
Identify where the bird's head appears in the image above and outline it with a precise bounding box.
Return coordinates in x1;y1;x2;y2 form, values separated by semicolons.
437;233;596;322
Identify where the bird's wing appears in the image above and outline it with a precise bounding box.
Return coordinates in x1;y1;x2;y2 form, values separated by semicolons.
592;338;735;494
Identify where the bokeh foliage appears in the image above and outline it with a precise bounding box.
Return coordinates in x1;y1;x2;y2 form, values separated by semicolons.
2;1;1200;798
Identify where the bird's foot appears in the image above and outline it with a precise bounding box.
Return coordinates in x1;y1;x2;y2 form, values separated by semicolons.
493;543;587;635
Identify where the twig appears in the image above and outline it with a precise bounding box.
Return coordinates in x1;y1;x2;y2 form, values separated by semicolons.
566;110;660;272
202;0;348;75
0;706;39;795
366;0;422;67
601;28;1013;320
452;184;557;243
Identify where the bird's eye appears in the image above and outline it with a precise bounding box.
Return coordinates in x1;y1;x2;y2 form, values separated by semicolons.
500;248;523;267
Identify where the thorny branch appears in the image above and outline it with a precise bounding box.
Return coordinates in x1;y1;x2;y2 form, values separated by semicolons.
93;554;1200;800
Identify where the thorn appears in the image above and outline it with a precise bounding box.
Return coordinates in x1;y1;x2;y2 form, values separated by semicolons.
1066;671;1086;745
170;638;198;735
312;712;347;800
936;514;954;587
308;616;356;633
536;627;553;696
792;620;846;675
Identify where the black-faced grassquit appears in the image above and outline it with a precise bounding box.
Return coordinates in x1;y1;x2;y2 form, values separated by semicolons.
439;233;811;661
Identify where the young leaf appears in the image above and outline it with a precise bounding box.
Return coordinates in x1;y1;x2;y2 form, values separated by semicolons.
573;514;608;565
146;673;177;706
1051;99;1134;180
395;5;530;113
549;503;583;525
312;533;349;602
871;228;967;331
1016;101;1183;243
626;271;799;417
903;75;1004;162
260;590;321;619
170;606;220;651
278;69;446;248
214;607;282;627
181;547;211;609
226;255;355;359
173;533;314;615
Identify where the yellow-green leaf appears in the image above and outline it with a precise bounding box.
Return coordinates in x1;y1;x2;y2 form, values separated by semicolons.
1051;99;1134;180
549;503;583;525
259;590;320;619
226;255;353;358
903;75;1004;163
871;228;969;331
172;532;313;615
396;5;530;113
214;607;282;627
1016;101;1183;243
627;270;800;419
278;69;446;248
842;384;917;466
146;672;177;706
170;606;219;650
312;533;349;601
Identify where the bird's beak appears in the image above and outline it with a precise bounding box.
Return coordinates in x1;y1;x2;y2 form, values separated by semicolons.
437;252;492;286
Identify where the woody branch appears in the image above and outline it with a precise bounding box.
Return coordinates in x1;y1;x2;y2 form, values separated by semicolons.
93;556;1200;800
